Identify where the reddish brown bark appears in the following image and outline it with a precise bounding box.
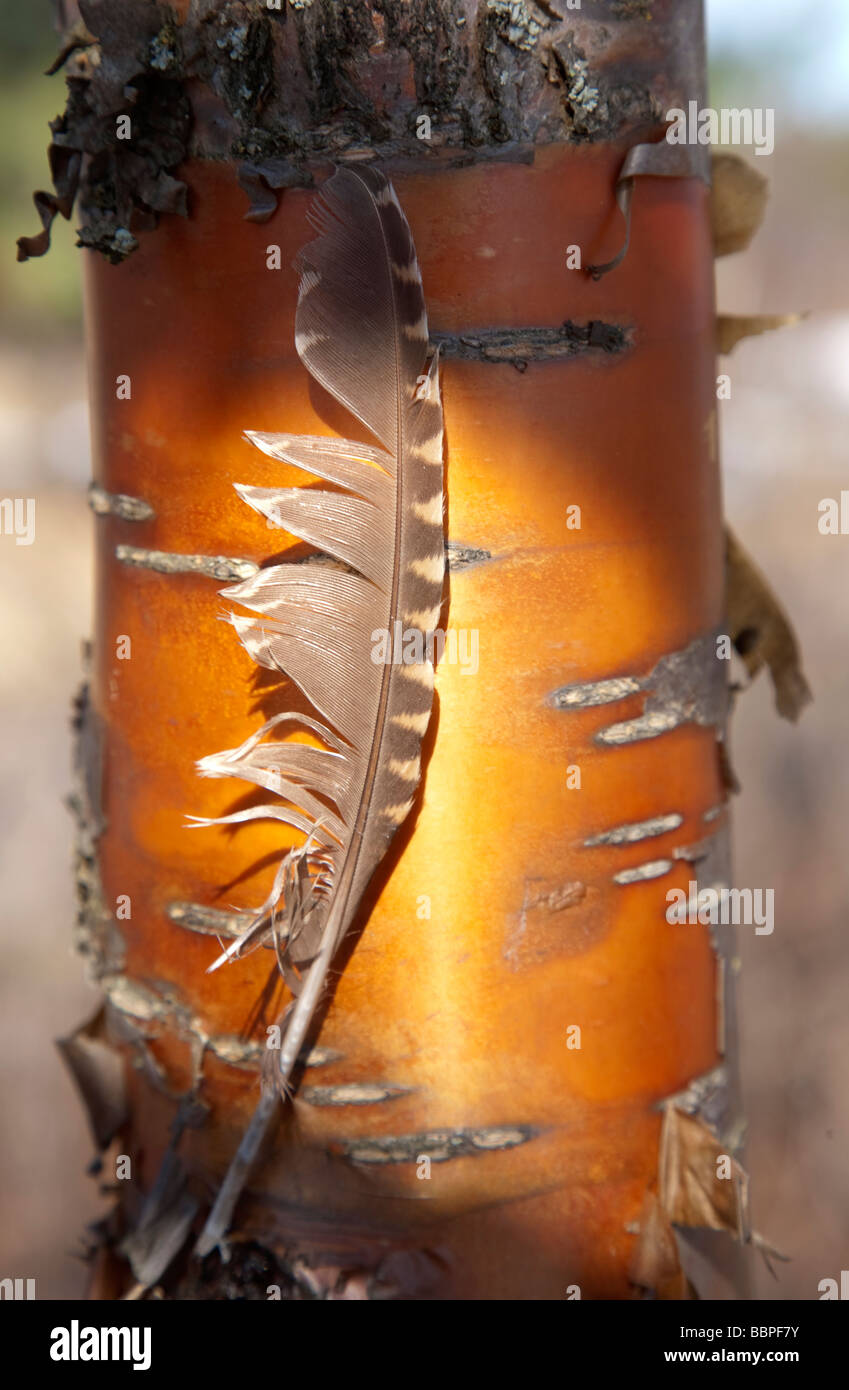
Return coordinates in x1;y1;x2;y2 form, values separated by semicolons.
49;0;751;1299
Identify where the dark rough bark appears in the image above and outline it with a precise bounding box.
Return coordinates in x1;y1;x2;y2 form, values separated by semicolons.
23;0;705;260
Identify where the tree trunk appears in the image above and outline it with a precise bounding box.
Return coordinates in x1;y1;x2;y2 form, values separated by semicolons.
41;0;758;1300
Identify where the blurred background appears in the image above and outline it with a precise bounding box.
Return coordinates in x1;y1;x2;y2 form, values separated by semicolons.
0;0;846;1298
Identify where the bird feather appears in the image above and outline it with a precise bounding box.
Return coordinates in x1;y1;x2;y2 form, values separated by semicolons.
195;166;445;1105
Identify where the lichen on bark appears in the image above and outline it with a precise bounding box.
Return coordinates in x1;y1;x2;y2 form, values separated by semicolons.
22;0;705;260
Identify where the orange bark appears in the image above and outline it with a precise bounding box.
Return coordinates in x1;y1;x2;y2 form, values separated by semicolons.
82;145;730;1298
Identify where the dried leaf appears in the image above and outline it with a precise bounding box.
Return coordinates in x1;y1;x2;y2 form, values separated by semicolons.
710;152;769;257
725;526;813;721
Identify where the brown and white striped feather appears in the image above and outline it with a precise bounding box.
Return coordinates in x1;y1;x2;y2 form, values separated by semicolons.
194;165;445;1098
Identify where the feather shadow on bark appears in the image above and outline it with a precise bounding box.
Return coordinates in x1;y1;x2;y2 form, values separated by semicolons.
191;167;446;1256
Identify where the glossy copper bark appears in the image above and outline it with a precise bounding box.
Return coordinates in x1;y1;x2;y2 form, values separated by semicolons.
82;141;729;1298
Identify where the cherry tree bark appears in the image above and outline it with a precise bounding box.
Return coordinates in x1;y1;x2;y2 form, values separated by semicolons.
28;0;773;1300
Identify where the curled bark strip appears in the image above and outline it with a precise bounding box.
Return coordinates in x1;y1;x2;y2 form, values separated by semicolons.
17;136;82;260
17;189;69;262
588;141;707;280
237;159;313;223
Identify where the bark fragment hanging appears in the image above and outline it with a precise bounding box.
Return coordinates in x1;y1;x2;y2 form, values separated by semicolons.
710;151;769;257
725;527;812;721
717;312;806;356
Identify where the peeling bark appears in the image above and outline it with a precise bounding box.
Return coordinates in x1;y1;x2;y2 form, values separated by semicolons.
24;0;706;260
43;0;775;1302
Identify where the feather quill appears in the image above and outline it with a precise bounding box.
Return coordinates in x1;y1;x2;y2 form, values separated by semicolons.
193;167;444;1248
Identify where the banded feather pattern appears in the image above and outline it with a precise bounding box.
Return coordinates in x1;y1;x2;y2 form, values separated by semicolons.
194;166;445;1102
